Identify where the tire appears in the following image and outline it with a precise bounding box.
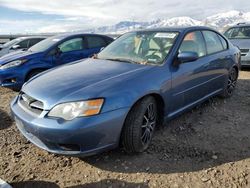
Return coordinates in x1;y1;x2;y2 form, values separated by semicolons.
220;67;238;98
121;96;158;153
25;70;42;82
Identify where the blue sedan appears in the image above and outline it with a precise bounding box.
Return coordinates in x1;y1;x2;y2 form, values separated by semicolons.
11;26;240;156
0;33;113;90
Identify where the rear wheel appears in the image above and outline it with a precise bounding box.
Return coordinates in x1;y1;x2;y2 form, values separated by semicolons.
220;67;238;98
121;96;158;153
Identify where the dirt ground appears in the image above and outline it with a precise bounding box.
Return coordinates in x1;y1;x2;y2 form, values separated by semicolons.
0;70;250;188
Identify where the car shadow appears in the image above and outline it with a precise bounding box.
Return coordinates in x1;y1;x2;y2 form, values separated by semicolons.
0;109;13;130
11;179;148;188
82;78;250;174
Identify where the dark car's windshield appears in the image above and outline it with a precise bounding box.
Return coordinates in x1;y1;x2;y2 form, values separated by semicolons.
97;31;179;65
224;26;250;39
28;36;63;52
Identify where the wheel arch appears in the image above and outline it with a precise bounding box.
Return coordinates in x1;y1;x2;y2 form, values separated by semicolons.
25;68;48;81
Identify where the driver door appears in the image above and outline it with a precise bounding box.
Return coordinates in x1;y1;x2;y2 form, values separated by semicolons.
53;37;86;65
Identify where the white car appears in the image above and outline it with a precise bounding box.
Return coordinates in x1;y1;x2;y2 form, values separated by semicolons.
0;36;46;57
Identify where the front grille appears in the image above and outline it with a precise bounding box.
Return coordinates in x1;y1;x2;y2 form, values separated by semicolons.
240;49;249;53
240;49;250;56
18;93;44;115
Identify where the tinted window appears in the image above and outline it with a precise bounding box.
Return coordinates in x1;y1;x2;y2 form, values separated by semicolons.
86;36;107;48
16;39;29;48
29;38;44;47
218;35;228;50
179;31;206;57
58;38;83;53
202;31;224;54
224;26;250;39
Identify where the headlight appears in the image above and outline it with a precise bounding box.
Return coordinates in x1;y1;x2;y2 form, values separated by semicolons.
48;99;104;120
0;59;27;70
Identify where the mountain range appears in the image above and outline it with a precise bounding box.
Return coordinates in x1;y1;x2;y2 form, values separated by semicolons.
84;10;250;34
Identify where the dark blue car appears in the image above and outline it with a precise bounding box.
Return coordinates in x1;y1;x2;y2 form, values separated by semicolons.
11;26;240;156
0;33;113;90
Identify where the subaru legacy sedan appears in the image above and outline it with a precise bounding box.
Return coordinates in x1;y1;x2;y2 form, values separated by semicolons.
11;26;240;156
0;33;113;90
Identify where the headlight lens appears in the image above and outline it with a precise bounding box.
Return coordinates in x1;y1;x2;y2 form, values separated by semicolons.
48;99;104;120
0;59;27;70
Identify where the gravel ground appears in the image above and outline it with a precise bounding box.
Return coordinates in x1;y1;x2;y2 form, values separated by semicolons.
0;70;250;188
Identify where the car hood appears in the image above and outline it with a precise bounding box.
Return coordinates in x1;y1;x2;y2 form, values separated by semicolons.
0;50;42;65
229;39;250;49
22;58;153;109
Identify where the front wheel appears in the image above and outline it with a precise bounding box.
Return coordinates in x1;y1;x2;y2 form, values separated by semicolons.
220;67;238;98
121;96;158;153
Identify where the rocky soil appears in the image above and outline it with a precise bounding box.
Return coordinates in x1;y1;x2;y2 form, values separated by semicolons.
0;70;250;188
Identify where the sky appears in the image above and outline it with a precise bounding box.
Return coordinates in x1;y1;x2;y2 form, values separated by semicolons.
0;0;250;34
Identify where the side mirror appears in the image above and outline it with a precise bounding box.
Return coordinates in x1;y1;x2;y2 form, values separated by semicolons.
176;52;199;65
11;45;21;50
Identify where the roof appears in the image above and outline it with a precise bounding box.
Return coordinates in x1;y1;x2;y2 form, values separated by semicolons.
228;23;250;28
17;36;47;39
53;32;112;39
131;26;217;33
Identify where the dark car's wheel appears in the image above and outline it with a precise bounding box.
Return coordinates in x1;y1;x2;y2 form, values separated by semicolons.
121;96;158;153
220;67;238;98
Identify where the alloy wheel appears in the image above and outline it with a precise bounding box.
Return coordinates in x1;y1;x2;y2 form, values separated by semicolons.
141;103;156;146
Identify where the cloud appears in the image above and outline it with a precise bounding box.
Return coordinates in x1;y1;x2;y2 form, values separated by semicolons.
1;0;250;23
1;0;250;33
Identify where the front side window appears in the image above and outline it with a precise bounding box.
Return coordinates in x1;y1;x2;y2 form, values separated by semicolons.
202;31;224;54
179;31;206;57
58;38;83;53
98;31;179;65
224;26;250;39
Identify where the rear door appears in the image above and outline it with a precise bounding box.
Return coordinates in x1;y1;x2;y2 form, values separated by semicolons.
85;35;109;56
202;30;230;93
170;31;210;115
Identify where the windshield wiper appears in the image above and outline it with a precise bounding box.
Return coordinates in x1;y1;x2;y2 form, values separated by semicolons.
105;58;147;65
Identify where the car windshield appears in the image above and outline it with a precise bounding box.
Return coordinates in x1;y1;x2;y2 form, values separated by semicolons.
97;31;179;65
28;36;63;52
224;26;250;39
2;38;22;48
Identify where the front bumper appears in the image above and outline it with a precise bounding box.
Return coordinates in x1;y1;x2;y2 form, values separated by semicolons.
0;68;24;89
11;96;129;156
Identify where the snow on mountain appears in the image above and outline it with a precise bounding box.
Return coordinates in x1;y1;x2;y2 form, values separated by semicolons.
81;10;250;34
148;17;202;28
205;10;245;29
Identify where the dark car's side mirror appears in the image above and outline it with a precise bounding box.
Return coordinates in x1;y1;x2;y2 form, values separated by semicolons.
174;52;199;66
11;45;21;50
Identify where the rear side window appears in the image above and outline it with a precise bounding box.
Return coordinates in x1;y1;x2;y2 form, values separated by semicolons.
202;31;224;54
179;31;206;57
16;39;29;49
29;38;44;47
218;35;228;50
86;36;107;49
58;38;83;53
